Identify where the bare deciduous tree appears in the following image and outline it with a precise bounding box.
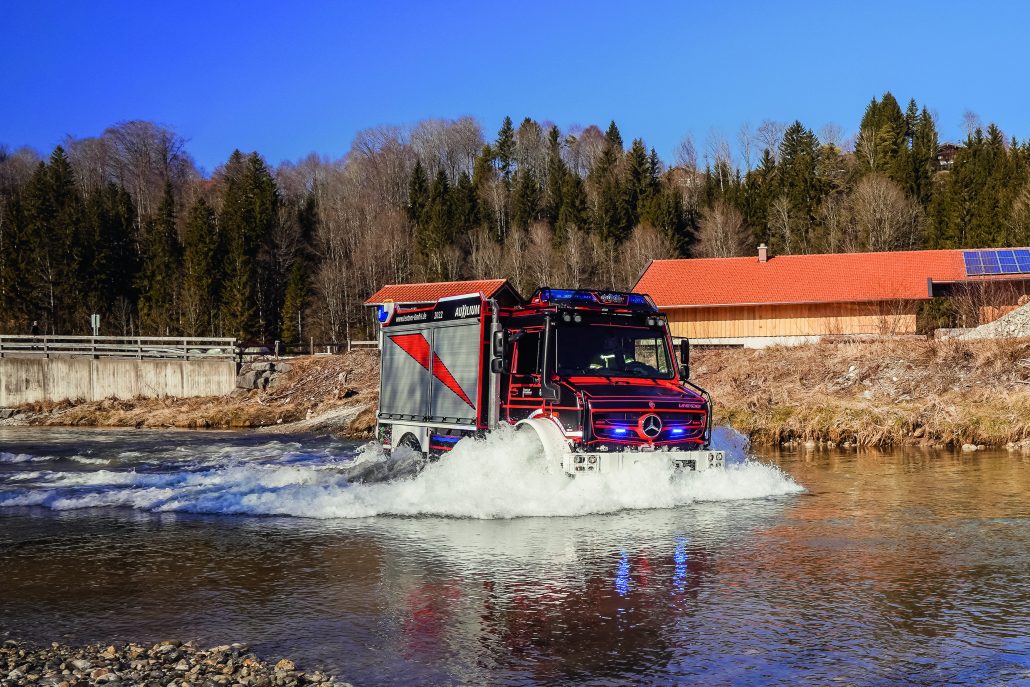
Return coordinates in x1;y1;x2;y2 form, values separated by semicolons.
567;125;606;177
616;224;679;288
696;201;749;258
757;120;786;161
674;134;698;169
737;122;755;172
705;129;733;193
962;110;982;139
104;120;197;223
768;195;797;254
847;175;923;253
819;123;845;151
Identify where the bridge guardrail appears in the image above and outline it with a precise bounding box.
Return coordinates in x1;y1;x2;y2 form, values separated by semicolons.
0;335;239;360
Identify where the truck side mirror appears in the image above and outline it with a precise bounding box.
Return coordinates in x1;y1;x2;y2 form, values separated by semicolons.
492;330;505;358
540;316;560;401
490;330;509;374
679;339;690;380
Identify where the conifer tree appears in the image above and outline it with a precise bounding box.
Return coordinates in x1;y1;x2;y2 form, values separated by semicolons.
778;123;822;224
280;262;306;347
495;117;516;181
407;159;429;225
451;171;479;234
625;138;651;225
544;126;566;225
556;173;588;242
604;121;623;150
911;107;939;207
512;168;541;230
219;150;261;339
180;197;220;335
22;147;86;333
83;183;137;324
138;182;181;335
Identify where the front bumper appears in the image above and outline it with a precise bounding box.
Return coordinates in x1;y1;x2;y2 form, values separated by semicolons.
562;449;725;475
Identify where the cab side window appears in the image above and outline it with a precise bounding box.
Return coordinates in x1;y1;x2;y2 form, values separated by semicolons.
514;332;541;375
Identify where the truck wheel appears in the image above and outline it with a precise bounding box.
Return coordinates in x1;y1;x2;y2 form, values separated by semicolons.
397;432;423;457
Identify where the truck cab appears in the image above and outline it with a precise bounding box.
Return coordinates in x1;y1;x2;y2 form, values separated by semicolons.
375;287;724;474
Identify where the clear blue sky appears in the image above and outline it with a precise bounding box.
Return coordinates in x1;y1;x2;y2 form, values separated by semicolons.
4;1;1028;174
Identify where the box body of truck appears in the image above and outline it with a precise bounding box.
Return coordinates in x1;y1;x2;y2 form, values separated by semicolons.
376;288;724;474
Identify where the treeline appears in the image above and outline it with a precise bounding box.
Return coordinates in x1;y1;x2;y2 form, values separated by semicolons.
1;93;1029;340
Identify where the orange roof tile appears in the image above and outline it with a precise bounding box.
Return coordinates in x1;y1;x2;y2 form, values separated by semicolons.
365;279;515;306
634;250;975;307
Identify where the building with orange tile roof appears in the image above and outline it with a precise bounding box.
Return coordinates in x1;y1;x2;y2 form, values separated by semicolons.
365;279;522;308
634;245;1030;346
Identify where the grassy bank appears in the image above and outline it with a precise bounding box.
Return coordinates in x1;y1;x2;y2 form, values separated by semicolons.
694;338;1030;449
9;339;1030;449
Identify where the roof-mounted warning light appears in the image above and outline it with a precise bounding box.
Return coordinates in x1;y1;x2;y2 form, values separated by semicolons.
530;288;659;313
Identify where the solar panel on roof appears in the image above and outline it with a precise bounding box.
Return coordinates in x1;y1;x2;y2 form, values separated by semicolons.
963;249;1030;277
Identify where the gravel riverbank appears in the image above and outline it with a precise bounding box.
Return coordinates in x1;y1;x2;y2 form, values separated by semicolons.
0;639;351;687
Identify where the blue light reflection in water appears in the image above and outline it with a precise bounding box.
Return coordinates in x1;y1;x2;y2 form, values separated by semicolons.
615;550;631;597
673;537;688;592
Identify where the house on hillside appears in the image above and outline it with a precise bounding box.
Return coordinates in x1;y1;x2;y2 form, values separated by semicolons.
634;245;1030;347
937;143;962;169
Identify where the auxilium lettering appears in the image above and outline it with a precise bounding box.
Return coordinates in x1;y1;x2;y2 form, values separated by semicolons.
454;304;481;318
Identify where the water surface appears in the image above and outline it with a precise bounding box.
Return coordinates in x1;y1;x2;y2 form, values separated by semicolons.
1;427;1028;686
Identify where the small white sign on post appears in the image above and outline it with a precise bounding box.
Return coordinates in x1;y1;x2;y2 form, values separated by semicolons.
90;313;100;336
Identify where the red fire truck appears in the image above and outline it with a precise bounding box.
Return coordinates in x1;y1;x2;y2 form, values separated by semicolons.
375;288;724;474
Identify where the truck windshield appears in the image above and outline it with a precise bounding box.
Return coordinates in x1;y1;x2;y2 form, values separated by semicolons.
555;326;674;379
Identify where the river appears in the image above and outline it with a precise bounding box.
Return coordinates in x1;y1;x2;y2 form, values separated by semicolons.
1;427;1028;686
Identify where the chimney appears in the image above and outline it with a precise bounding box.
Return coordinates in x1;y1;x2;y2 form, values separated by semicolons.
758;243;768;263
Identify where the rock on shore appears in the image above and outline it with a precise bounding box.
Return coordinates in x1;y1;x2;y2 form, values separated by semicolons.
960;301;1030;339
0;639;352;687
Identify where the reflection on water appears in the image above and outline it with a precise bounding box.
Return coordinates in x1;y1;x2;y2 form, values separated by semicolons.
1;428;1029;686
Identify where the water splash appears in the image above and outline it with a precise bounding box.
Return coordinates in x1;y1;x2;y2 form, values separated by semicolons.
0;426;802;519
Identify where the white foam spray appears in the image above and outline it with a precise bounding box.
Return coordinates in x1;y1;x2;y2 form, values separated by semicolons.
0;426;802;519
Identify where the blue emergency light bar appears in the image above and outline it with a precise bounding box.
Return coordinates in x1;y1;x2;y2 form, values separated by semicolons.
532;288;659;313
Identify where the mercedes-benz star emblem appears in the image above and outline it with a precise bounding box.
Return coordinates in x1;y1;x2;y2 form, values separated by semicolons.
639;414;663;439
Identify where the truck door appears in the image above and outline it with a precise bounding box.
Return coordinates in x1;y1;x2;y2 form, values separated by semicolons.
507;330;541;416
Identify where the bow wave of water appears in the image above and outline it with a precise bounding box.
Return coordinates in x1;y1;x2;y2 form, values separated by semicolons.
0;426;801;519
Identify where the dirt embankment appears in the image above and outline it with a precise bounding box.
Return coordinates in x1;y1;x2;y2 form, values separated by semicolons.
11;351;379;439
694;338;1030;449
8;339;1030;449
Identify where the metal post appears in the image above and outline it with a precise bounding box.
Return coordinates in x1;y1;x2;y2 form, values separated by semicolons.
487;299;501;430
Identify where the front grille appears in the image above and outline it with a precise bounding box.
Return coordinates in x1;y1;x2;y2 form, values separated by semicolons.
592;410;705;442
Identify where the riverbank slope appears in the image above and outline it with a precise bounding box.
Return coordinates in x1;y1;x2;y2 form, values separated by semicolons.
5;339;1030;449
694;338;1030;449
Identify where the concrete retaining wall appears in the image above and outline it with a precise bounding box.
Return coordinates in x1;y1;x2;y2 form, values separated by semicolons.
0;357;237;406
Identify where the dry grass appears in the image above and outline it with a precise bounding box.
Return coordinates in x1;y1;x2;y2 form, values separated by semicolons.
693;338;1030;448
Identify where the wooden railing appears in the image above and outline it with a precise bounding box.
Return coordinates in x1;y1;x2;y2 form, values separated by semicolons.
0;335;238;360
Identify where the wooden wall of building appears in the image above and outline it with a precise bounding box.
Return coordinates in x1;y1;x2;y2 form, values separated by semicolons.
666;301;919;339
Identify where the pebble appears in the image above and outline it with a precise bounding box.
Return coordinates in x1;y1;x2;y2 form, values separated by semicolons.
0;640;346;686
